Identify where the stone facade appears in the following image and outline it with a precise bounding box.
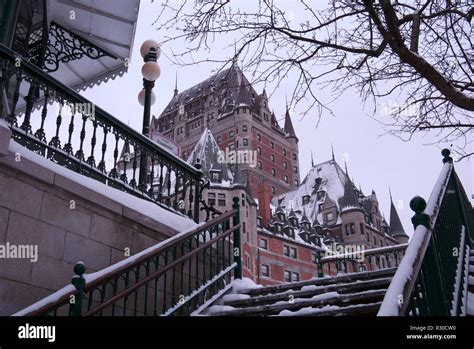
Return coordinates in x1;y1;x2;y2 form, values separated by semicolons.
151;64;300;197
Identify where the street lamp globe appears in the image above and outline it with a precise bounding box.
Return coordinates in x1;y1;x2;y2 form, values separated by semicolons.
141;61;161;81
138;89;156;106
140;39;161;59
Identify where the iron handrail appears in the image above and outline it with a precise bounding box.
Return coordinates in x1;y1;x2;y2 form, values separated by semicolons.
0;43;205;222
0;44;198;175
378;150;462;316
320;243;408;263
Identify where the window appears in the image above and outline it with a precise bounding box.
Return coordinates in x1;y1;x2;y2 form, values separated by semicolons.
208;193;216;206
373;236;376;245
367;233;370;242
261;264;270;278
270;141;275;149
380;240;383;247
271;186;276;194
229;143;235;151
259;238;268;250
216;135;221;143
345;224;351;236
283;245;290;257
292;272;300;282
349;223;355;234
283;149;287;156
318;203;324;212
257;133;261;141
302;195;310;205
293;153;297;160
243;139;248;146
272;168;276;177
284;270;291;282
283;161;288;169
218;193;226;206
312;253;319;264
317;190;325;200
290;247;297;259
258;161;263;170
271;154;275;162
284;175;288;183
294;179;299;186
211;171;220;181
229;130;234;138
293;166;298;173
326;212;334;222
376;220;381;231
245;255;250;268
257;217;263;228
360;222;364;235
242;125;248;132
257;147;262;155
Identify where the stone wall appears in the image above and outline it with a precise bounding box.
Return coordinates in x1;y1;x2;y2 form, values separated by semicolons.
0;125;195;315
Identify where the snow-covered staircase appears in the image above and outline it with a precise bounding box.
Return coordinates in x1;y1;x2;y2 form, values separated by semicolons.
467;249;474;316
205;268;396;316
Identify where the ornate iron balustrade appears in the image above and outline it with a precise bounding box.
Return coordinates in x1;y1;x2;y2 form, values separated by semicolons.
378;149;473;316
319;243;408;276
0;43;204;222
14;198;242;317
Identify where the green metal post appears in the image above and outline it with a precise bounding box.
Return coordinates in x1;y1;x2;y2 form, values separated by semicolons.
232;197;242;279
71;262;86;316
317;251;323;277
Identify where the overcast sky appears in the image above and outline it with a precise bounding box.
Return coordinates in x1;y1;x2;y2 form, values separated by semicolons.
82;0;473;237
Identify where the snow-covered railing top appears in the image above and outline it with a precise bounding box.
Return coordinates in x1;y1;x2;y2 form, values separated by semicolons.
321;243;408;263
0;43;204;222
378;149;472;316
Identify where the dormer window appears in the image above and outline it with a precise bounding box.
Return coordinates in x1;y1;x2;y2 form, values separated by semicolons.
302;195;310;205
326;212;334;223
315;177;322;187
317;190;325;200
210;169;221;182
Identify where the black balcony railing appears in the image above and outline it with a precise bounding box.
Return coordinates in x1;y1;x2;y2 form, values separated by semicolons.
14;198;242;316
378;149;473;316
0;44;203;222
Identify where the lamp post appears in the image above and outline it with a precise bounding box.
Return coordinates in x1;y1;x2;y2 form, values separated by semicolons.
137;39;161;191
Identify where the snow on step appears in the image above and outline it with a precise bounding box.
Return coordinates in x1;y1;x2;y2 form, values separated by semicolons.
208;289;388;316
467;292;474;316
224;277;392;308
237;268;397;297
278;302;382;317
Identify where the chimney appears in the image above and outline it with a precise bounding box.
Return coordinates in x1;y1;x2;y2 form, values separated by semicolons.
257;181;272;226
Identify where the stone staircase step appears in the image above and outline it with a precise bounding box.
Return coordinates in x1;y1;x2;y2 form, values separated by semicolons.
225;277;392;308
210;289;387;316
281;302;383;316
237;268;397;297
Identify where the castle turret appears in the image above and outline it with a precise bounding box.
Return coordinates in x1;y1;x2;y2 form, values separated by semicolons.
389;194;409;244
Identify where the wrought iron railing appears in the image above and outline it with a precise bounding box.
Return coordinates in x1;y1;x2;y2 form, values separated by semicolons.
14;198;242;316
378;149;473;316
0;43;203;222
319;243;408;276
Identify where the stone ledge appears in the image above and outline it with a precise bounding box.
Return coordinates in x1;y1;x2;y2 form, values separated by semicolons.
0;143;194;237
